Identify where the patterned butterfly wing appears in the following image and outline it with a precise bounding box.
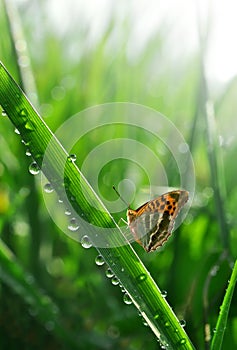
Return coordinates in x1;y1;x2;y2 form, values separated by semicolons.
127;190;189;252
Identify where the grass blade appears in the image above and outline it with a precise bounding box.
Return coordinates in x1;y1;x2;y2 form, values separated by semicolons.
211;260;237;350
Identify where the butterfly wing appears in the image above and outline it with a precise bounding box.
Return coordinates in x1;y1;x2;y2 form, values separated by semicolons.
128;190;189;252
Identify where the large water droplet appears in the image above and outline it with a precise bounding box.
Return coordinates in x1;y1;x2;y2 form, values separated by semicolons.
68;218;79;231
95;255;105;266
29;161;40;175
44;183;54;193
123;292;132;305
81;235;92;249
1;110;7;117
161;290;167;298
105;268;114;278
179;319;186;327
111;276;120;285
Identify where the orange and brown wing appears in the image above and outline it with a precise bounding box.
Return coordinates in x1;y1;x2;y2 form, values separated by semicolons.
127;190;189;252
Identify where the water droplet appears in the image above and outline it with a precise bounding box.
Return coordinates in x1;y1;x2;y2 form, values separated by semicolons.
29;161;40;175
137;273;147;282
95;255;105;266
179;319;186;327
179;338;186;345
213;328;217;333
25;149;32;156
120;285;126;292
68;154;77;162
123;292;132;305
111;276;120;285
81;235;92;249
105;268;114;278
24;120;35;131
19;108;28;119
58;198;63;203
154;313;160;320
14;128;20;135
68;218;79;231
65;209;71;216
1;110;7;117
161;290;167;297
164;321;170;328
44;183;54;193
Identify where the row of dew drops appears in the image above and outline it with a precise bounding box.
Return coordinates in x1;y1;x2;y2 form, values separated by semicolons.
11;117;189;349
28;161;189;348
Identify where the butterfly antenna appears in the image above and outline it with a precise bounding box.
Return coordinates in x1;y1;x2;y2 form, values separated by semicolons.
112;185;130;208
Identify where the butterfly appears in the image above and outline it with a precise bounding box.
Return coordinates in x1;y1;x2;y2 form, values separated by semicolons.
114;187;189;252
127;190;189;252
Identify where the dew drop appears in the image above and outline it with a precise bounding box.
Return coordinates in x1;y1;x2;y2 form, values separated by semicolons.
14;128;20;135
123;292;132;305
179;319;186;327
81;235;92;249
164;321;170;328
137;273;147;283
154;313;160;320
68;218;79;231
44;183;54;193
25;149;32;157
111;276;120;285
65;209;71;216
95;255;105;266
105;268;114;278
179;338;186;345
1;110;7;117
29;161;40;175
24;120;35;131
68;154;77;162
120;285;126;292
19;108;28;119
161;290;167;298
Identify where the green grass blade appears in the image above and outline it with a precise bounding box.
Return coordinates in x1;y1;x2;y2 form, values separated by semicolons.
211;260;237;350
0;61;195;349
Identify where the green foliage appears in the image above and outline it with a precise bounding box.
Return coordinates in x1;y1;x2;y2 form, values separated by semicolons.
0;1;236;349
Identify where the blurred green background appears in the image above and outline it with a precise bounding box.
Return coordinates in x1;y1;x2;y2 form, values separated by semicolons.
0;1;237;349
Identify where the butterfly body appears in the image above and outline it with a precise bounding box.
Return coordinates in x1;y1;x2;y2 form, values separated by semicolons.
126;190;189;252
